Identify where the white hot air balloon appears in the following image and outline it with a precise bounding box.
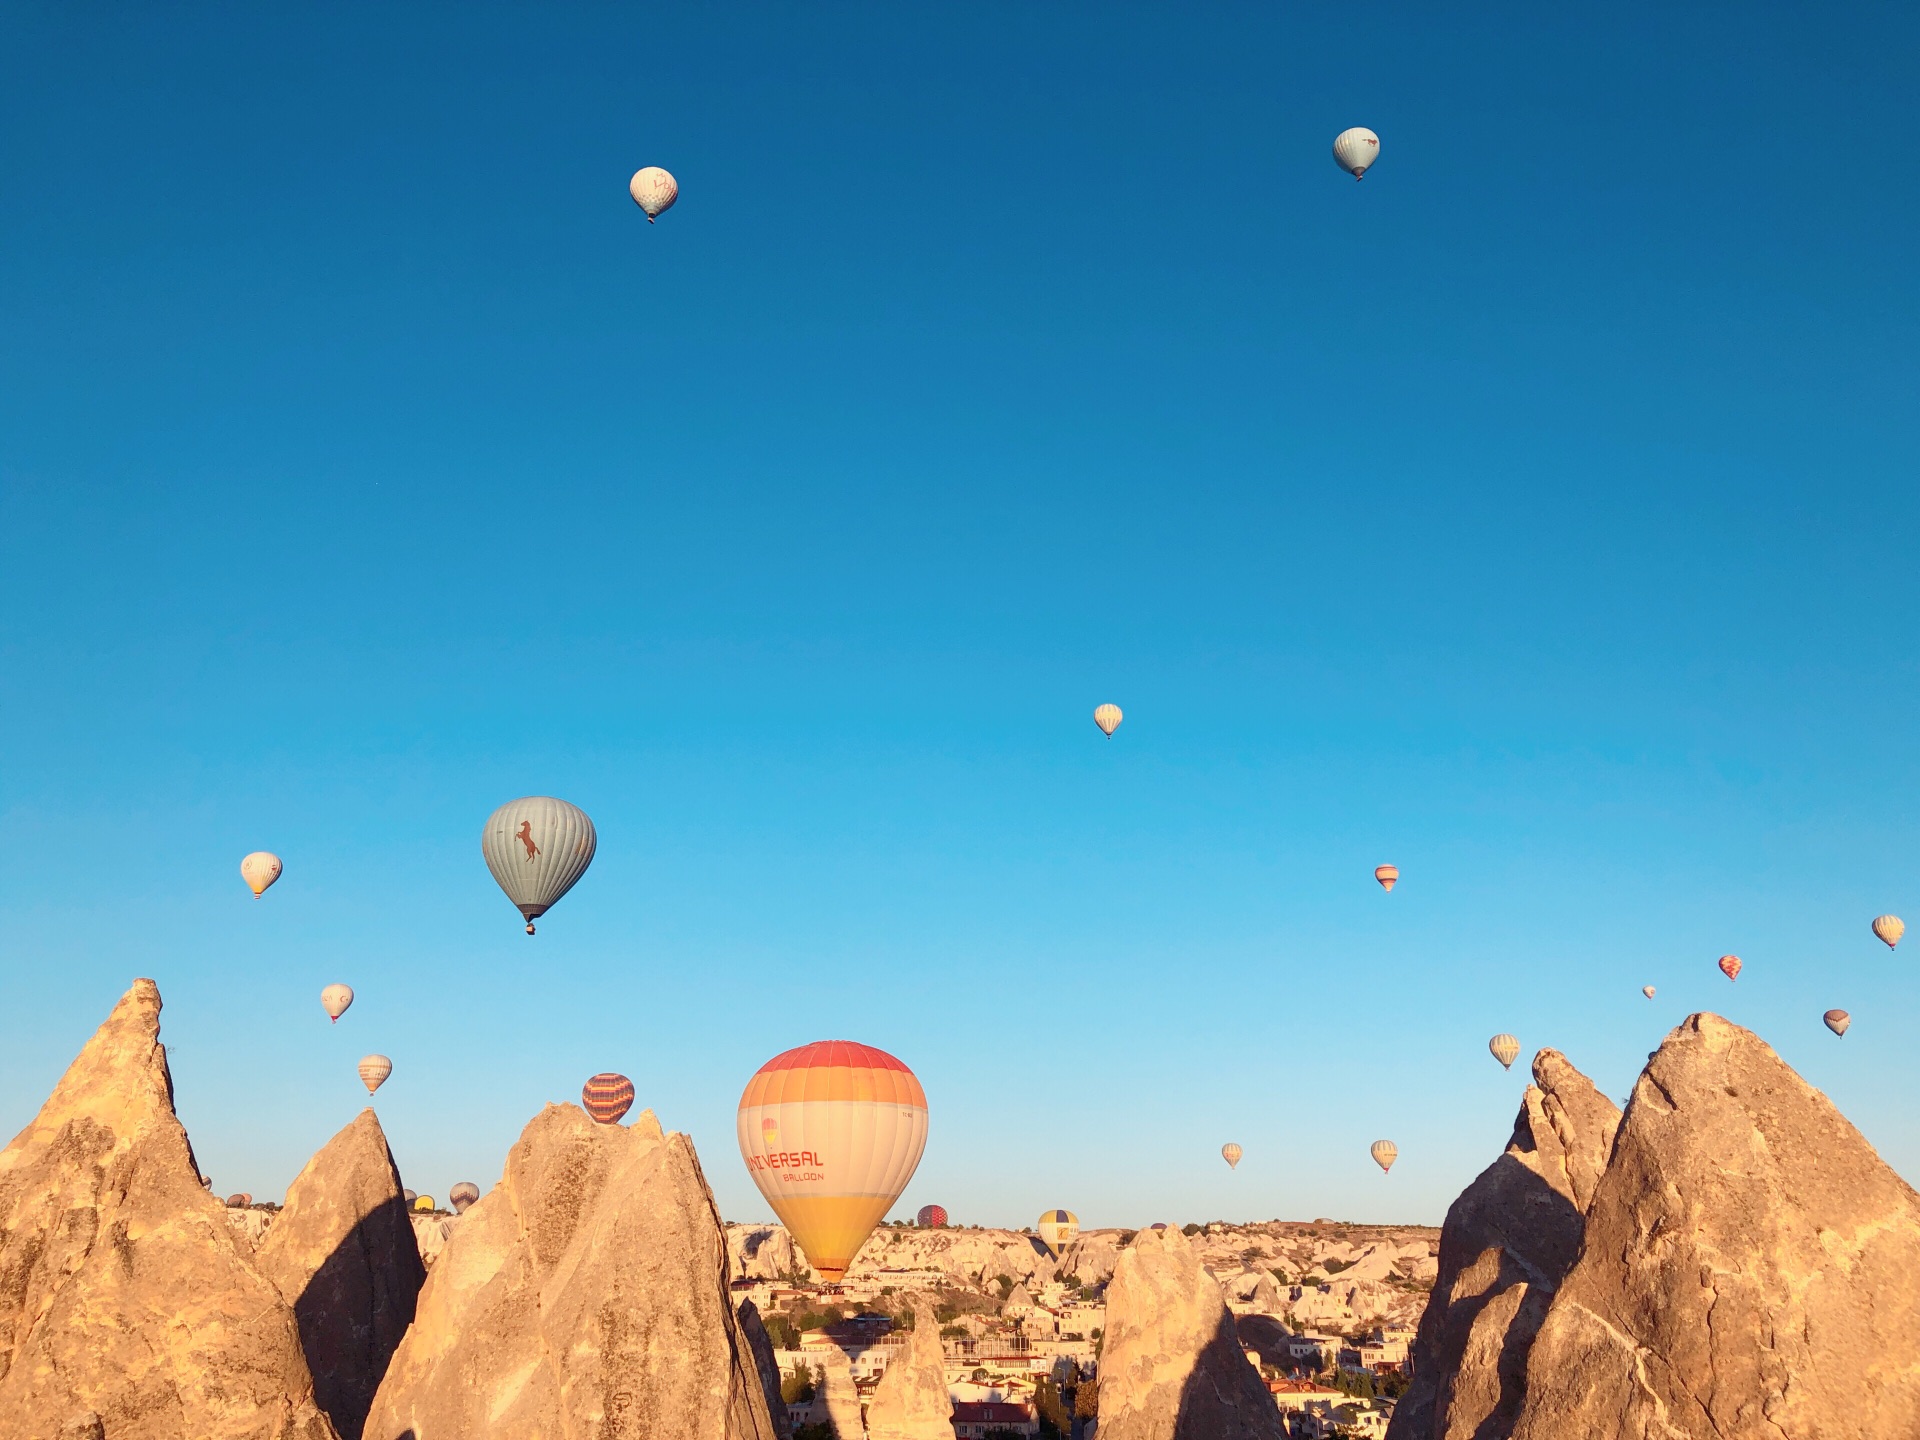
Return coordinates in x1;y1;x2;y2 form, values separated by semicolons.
1489;1034;1520;1070
1642;985;1657;1000
321;984;354;1023
1370;1139;1398;1174
1094;703;1123;737
358;1054;392;1095
629;167;678;223
1332;127;1380;180
1221;1142;1243;1170
1873;915;1904;950
241;852;283;897
482;797;597;935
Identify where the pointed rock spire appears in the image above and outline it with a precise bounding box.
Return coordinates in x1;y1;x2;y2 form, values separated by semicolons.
865;1301;952;1440
1511;1013;1920;1438
0;979;337;1437
257;1108;425;1440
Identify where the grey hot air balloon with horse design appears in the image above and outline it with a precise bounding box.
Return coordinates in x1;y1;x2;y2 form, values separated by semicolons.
482;797;597;934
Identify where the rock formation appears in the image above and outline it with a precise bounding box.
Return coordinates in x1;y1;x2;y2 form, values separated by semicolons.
735;1302;793;1440
820;1350;863;1440
0;979;337;1439
363;1103;777;1440
257;1108;425;1440
1095;1225;1284;1440
1386;1047;1619;1440
863;1303;951;1440
1510;1013;1920;1439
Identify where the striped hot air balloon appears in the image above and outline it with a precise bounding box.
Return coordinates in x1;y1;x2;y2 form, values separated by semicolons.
582;1072;636;1125
1873;915;1904;950
449;1182;481;1213
1489;1034;1521;1070
1037;1209;1079;1257
737;1040;929;1283
1718;954;1742;983
1221;1142;1243;1169
1374;864;1398;892
916;1204;948;1228
1370;1140;1398;1174
1093;704;1123;736
358;1055;392;1094
481;797;597;935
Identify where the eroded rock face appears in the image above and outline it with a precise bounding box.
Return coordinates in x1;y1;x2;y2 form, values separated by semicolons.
1096;1225;1284;1440
1510;1013;1920;1439
0;979;337;1439
863;1303;951;1440
735;1302;792;1440
257;1109;424;1440
1386;1048;1620;1440
820;1351;863;1440
363;1103;777;1440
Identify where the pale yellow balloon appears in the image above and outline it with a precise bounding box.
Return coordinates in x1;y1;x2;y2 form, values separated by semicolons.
240;851;283;897
1037;1209;1079;1257
1094;703;1123;737
1489;1034;1520;1070
1370;1139;1398;1174
1221;1142;1243;1170
357;1054;392;1094
629;166;678;222
1873;915;1904;949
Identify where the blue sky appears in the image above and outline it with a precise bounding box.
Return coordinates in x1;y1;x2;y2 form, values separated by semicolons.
4;3;1918;1228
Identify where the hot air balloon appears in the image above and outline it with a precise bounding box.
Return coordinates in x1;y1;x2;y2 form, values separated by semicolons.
1037;1209;1080;1257
200;1175;213;1190
1642;986;1657;1000
1489;1034;1520;1070
413;1195;436;1213
240;852;283;897
1370;1140;1398;1174
403;1189;416;1205
916;1204;948;1228
358;1055;392;1094
226;1193;252;1208
449;1181;481;1213
1333;127;1381;180
1221;1143;1243;1170
1824;1009;1851;1036
482;797;597;935
582;1072;636;1125
321;984;354;1023
1873;915;1904;950
1094;704;1123;737
1718;954;1742;983
1374;864;1398;892
737;1040;929;1283
629;166;678;222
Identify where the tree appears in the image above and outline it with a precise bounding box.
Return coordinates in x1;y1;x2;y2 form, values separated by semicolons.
1074;1378;1099;1420
763;1314;801;1351
1181;1223;1202;1237
780;1362;816;1405
1034;1377;1071;1438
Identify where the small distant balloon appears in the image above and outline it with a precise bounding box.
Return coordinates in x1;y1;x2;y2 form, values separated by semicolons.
1094;703;1123;737
1642;986;1657;1000
449;1182;481;1213
581;1072;636;1125
1332;127;1381;180
413;1195;436;1213
403;1189;417;1205
1222;1142;1243;1170
1370;1139;1398;1174
321;984;354;1023
629;166;678;222
1374;864;1399;893
1489;1034;1520;1070
240;852;283;898
916;1204;948;1228
226;1192;252;1208
358;1055;392;1095
1873;915;1904;950
1037;1209;1080;1256
200;1174;213;1190
1718;954;1742;983
1824;1009;1851;1036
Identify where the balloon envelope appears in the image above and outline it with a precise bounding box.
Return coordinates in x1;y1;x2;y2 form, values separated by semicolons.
482;797;597;934
1718;954;1742;982
226;1193;252;1208
737;1040;928;1282
1093;703;1123;736
1873;915;1904;949
413;1195;436;1213
1333;127;1381;179
1221;1143;1243;1170
1370;1139;1398;1173
916;1204;948;1228
629;166;678;221
1374;864;1398;892
449;1182;481;1213
1642;986;1657;999
1037;1209;1080;1257
358;1055;392;1094
1825;1009;1851;1036
582;1072;636;1125
321;984;353;1022
240;851;283;897
1489;1034;1521;1070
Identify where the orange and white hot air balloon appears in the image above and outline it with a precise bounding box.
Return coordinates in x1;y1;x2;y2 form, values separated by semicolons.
358;1055;392;1094
1718;954;1742;983
1221;1142;1243;1170
736;1040;928;1283
1374;864;1398;893
241;852;283;897
1094;704;1123;737
1370;1139;1398;1174
1872;915;1904;950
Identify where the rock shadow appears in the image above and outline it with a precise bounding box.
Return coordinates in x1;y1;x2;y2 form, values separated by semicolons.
1170;1303;1289;1439
292;1192;424;1440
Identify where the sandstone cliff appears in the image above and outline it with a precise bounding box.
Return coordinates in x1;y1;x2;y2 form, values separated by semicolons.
1096;1225;1284;1440
735;1302;793;1440
863;1303;951;1440
364;1103;777;1440
0;979;336;1439
1510;1013;1920;1439
257;1109;425;1440
1386;1048;1619;1440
